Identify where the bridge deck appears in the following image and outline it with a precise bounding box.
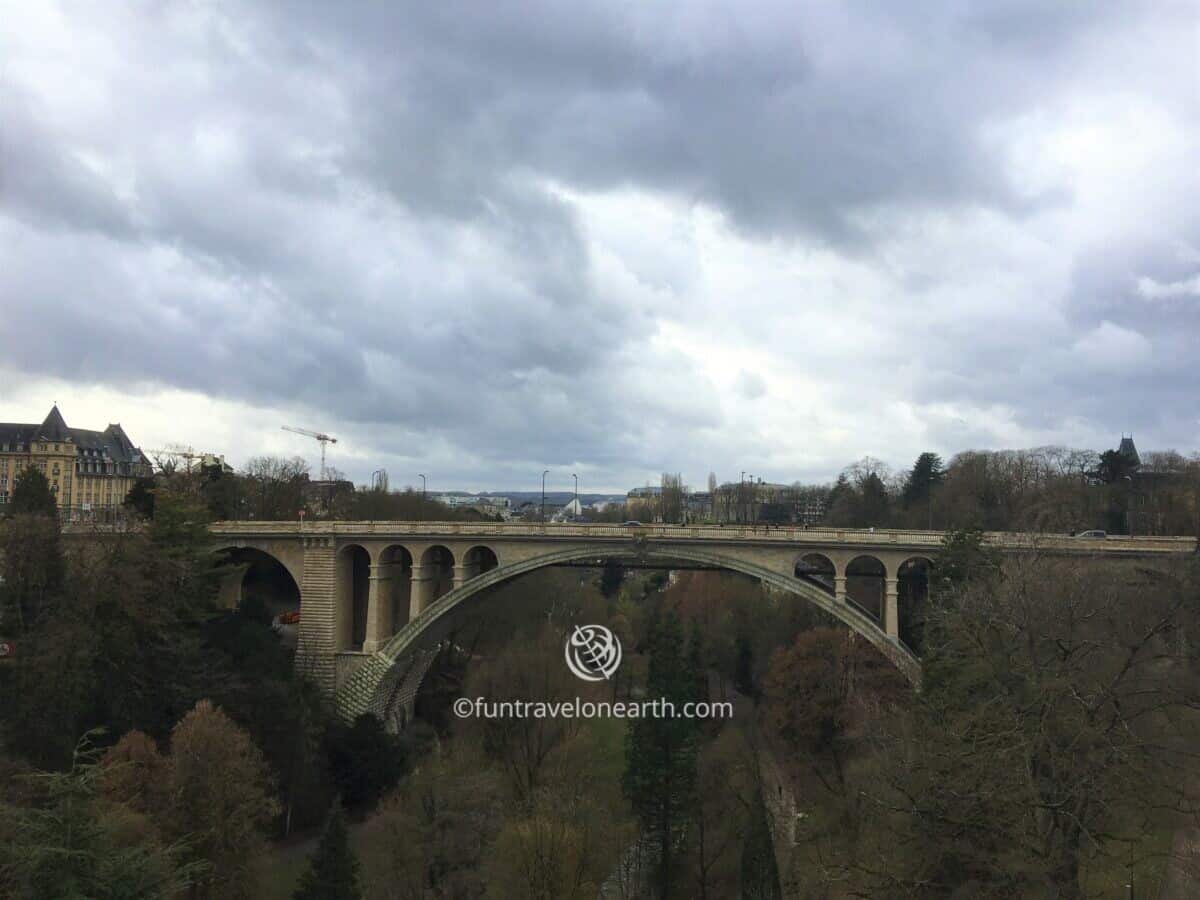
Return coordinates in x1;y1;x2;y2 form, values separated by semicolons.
208;520;1196;556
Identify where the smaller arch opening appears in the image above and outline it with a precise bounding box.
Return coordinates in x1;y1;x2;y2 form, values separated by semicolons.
898;556;934;653
845;555;886;623
794;553;836;596
421;545;455;603
338;544;371;651
463;545;499;581
380;545;414;634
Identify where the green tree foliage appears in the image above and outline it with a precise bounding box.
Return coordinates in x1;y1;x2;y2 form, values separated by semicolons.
0;504;65;637
860;557;1200;897
0;511;77;766
199;465;245;520
323;714;407;810
599;557;625;599
0;733;196;899
1096;447;1138;484
933;528;1000;591
199;603;335;832
827;459;892;528
51;489;224;745
7;467;58;517
293;800;362;900
902;451;945;516
733;632;756;699
739;788;783;900
624;609;701;899
124;476;157;519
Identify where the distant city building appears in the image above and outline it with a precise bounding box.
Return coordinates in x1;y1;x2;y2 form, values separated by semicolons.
797;497;827;524
553;497;583;521
436;494;510;514
627;486;663;499
1118;435;1141;468
303;478;354;517
439;494;482;508
198;453;234;474
0;406;151;516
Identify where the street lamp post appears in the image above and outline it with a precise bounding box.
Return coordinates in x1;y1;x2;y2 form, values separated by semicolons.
572;473;578;520
542;469;550;523
418;473;426;522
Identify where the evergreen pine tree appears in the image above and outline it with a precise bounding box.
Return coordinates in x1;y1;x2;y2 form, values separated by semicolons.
293;800;362;900
599;557;625;599
733;632;756;699
687;627;707;706
624;609;699;900
902;452;945;509
8;467;58;517
739;787;783;900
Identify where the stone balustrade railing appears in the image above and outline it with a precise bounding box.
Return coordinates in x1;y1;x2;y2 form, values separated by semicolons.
207;520;1197;555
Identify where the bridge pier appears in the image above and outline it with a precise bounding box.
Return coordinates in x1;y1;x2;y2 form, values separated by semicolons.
834;574;847;603
885;577;899;640
452;563;469;589
363;563;397;653
410;564;436;619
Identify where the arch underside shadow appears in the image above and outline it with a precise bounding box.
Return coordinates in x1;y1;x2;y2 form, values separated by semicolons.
336;545;921;724
213;544;304;592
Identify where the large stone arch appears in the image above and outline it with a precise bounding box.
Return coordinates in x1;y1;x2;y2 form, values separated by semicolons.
213;544;303;614
336;544;921;726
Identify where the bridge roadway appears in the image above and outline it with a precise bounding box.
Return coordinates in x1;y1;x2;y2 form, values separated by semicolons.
207;521;1196;727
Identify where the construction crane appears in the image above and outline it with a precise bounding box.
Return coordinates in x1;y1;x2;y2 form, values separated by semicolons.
282;426;338;481
147;446;200;473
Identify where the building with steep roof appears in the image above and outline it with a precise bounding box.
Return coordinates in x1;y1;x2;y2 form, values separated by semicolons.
1118;435;1141;468
0;406;151;516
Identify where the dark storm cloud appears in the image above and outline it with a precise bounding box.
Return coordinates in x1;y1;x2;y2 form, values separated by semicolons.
270;0;1122;241
1;0;1196;485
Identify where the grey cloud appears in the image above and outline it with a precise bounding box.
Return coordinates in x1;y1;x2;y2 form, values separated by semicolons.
1;0;1197;486
735;371;767;400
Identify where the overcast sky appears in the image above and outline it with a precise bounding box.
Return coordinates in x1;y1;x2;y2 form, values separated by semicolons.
2;2;1198;492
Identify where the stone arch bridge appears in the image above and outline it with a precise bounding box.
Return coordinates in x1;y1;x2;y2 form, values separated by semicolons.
208;521;1194;729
